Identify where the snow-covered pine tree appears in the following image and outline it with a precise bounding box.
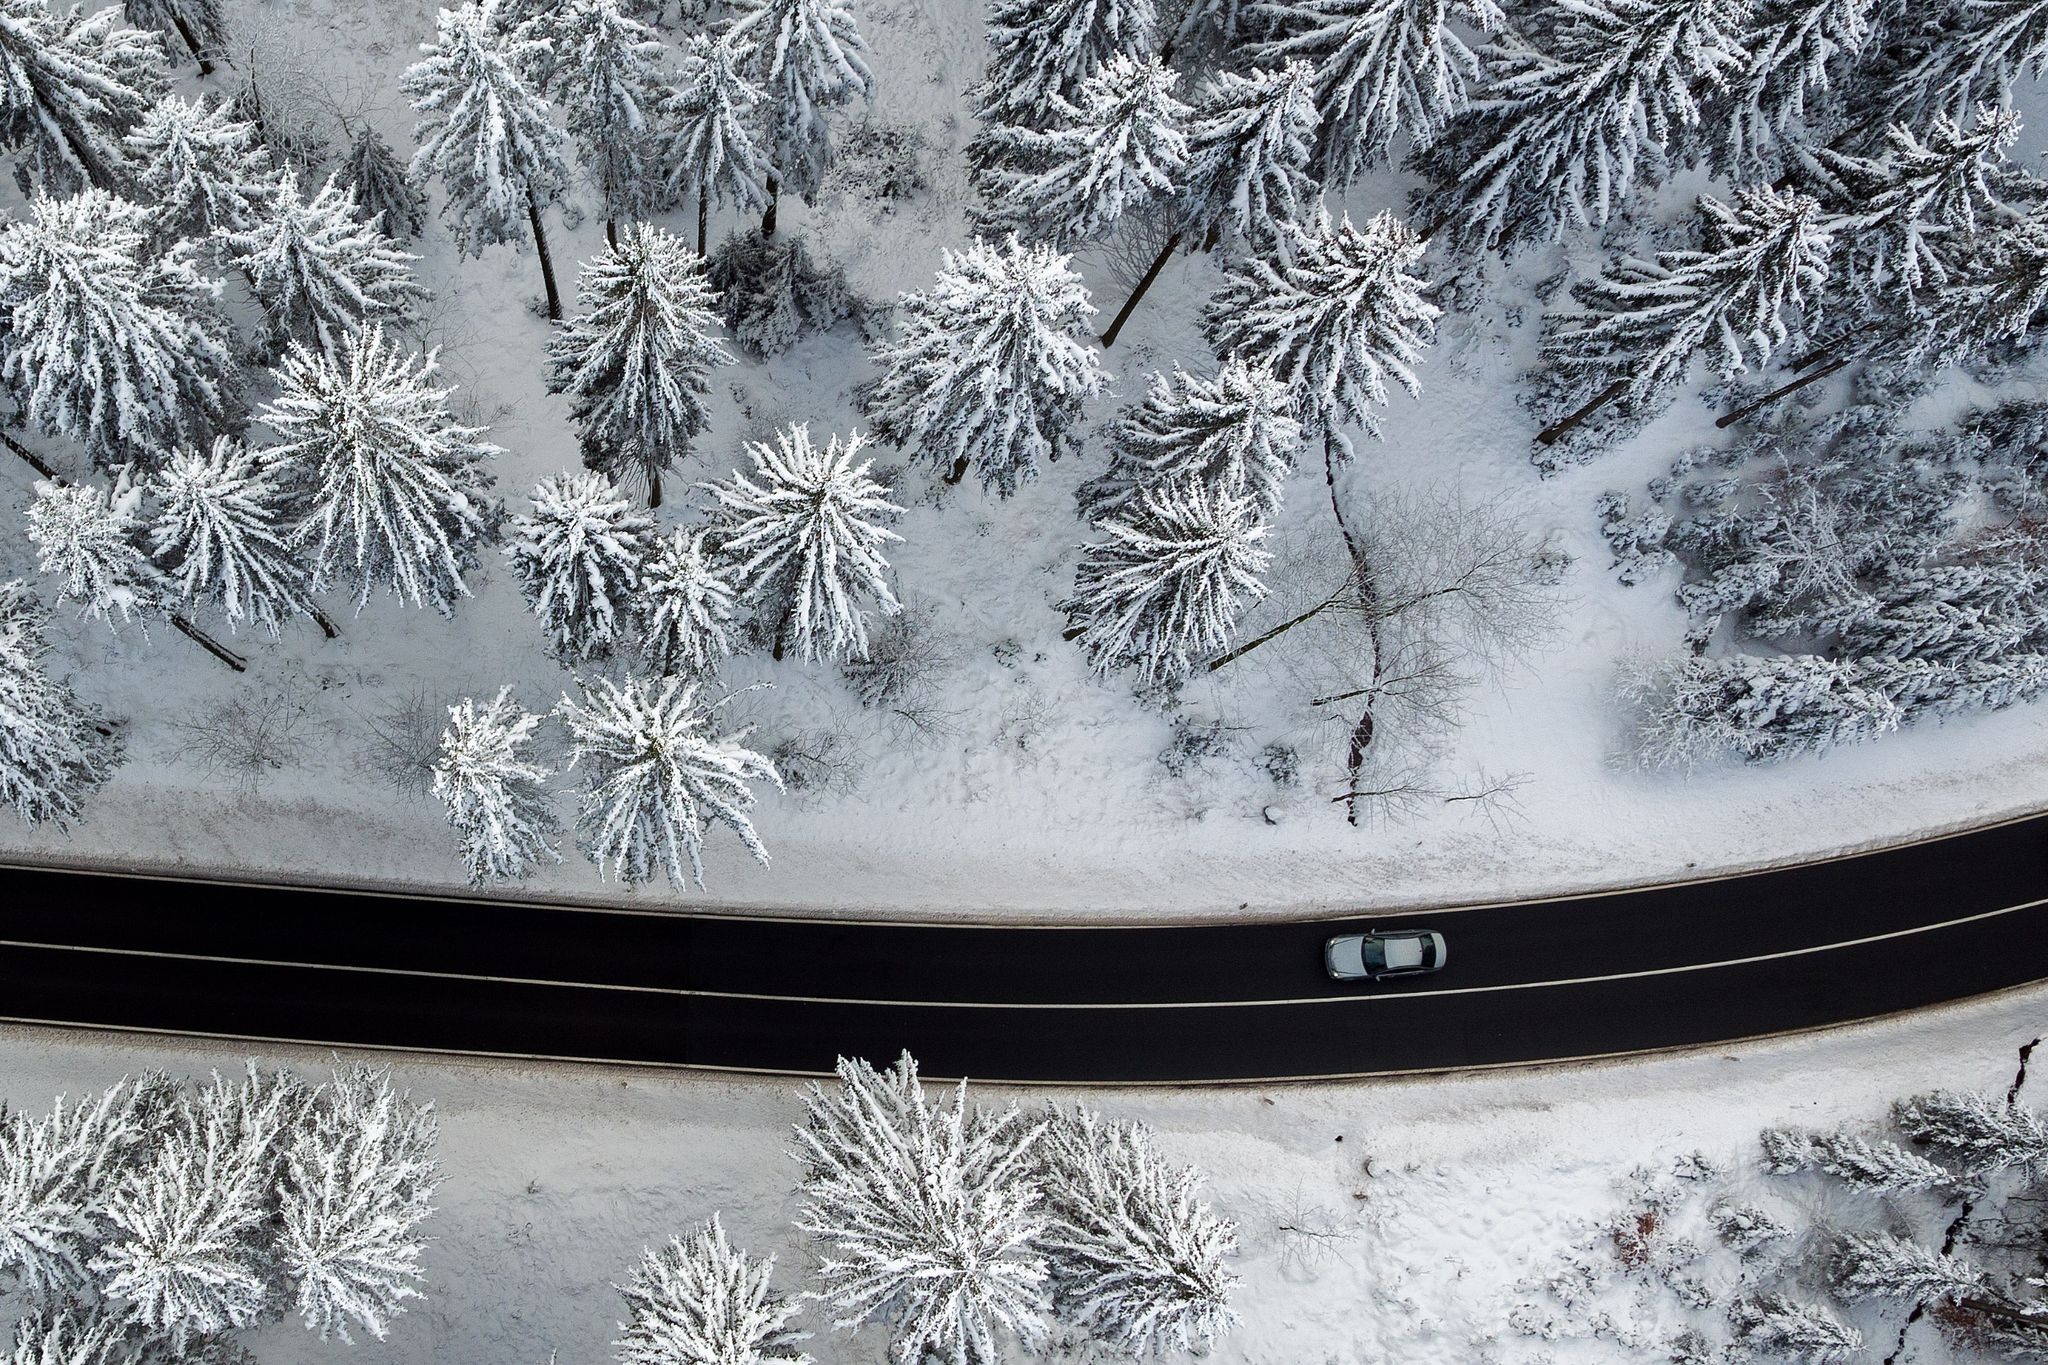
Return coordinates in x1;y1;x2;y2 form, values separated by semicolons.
969;0;1157;136
794;1052;1049;1365
403;0;574;317
0;582;122;831
978;54;1188;244
1407;0;1749;255
225;171;427;356
560;674;780;888
125;94;276;241
339;124;428;241
431;688;562;885
1096;59;1319;348
1727;1294;1863;1365
1628;652;1903;767
1176;59;1320;252
705;425;902;663
1883;0;2048;132
1034;1106;1240;1357
1713;0;1873;170
639;528;739;677
1248;0;1503;188
535;0;666;243
1539;186;1835;425
1084;359;1302;521
1897;1090;2048;1174
545;225;734;508
1798;106;2024;317
1803;1129;1953;1193
262;326;501;614
616;1216;812;1365
655;32;775;255
1908;201;2048;363
124;0;224;73
0;190;238;469
1830;1230;1987;1304
147;437;314;638
504;470;657;663
27;475;164;632
1061;479;1271;684
727;0;874;220
0;0;165;194
91;1110;273;1345
863;235;1109;495
0;1074;173;1297
1202;208;1435;454
275;1066;439;1343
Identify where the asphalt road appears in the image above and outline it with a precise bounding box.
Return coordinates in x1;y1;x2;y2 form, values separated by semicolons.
2;814;2046;1082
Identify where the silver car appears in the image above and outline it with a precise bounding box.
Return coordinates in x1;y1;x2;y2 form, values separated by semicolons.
1324;929;1449;982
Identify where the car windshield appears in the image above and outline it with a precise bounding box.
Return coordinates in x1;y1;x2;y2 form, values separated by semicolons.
1360;939;1387;970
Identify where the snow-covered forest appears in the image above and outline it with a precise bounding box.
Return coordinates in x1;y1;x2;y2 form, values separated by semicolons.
5;0;2048;905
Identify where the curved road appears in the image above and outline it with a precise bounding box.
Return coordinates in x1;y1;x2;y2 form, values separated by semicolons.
2;815;2047;1082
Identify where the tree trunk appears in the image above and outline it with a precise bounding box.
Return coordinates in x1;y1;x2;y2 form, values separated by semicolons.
1099;231;1182;347
771;595;795;661
1789;332;1852;371
527;190;563;321
307;604;341;639
698;196;709;256
761;178;779;237
57;120;119;192
1715;355;1850;429
170;12;215;74
605;216;618;249
1535;378;1628;446
170;613;249;671
648;467;662;509
1204;586;1346;672
0;427;61;480
942;455;970;486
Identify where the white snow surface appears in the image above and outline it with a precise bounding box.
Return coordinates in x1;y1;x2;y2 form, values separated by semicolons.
3;0;2048;916
1;986;2043;1365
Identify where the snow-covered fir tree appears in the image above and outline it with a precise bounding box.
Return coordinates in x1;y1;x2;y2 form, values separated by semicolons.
1728;1294;1864;1365
794;1052;1049;1365
262;326;501;613
545;225;734;508
1249;0;1503;188
727;0;873;207
655;32;775;254
1830;1230;1987;1304
1884;0;2048;131
639;528;739;677
125;94;276;240
1408;0;1749;254
1034;1107;1240;1357
1908;202;2048;363
339;124;428;241
275;1066;439;1343
431;688;562;885
559;674;780;888
616;1216;812;1365
27;475;163;632
1540;186;1836;416
969;0;1156;135
1800;1129;1952;1192
979;54;1189;244
705;425;902;663
3;1309;134;1365
91;1112;273;1344
147;437;313;638
0;1072;169;1299
1896;1091;2048;1174
864;235;1109;495
536;0;667;242
403;0;574;315
1715;0;1873;169
123;0;225;71
1202;208;1436;453
504;470;656;663
225;171;427;355
1799;105;2024;317
0;0;165;193
1628;652;1903;767
1174;60;1320;252
1084;358;1302;521
0;580;122;830
0;190;237;469
1062;479;1270;684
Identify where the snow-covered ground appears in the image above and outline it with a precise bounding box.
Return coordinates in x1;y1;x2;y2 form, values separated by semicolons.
6;0;2048;918
3;985;2040;1365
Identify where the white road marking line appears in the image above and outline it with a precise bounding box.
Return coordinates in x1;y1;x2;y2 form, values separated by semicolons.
0;894;2042;1010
